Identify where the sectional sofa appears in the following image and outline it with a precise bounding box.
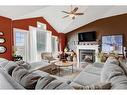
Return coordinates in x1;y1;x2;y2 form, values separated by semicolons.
0;57;127;89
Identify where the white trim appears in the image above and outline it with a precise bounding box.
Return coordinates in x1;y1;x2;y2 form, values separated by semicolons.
76;45;99;68
13;28;29;33
13;28;29;62
37;21;47;30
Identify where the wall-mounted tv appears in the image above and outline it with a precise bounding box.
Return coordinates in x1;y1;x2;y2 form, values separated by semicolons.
102;35;123;54
78;31;96;42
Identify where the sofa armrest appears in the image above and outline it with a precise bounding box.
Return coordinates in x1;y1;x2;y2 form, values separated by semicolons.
50;75;71;83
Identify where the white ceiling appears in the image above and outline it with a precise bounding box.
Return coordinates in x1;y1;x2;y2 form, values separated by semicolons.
0;6;127;33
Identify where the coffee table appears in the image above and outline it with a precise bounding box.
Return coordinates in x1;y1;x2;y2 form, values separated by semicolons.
55;61;74;76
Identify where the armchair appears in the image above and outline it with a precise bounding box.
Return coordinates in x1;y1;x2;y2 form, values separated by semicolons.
41;52;59;74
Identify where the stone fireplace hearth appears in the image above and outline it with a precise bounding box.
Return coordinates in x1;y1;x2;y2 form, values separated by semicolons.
76;45;99;68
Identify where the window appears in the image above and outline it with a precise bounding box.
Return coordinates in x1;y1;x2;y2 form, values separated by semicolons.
36;30;52;61
51;36;58;53
14;30;28;61
37;22;46;30
36;30;47;52
15;32;25;46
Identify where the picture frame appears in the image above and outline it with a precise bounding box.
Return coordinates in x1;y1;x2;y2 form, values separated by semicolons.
0;46;7;54
0;32;4;36
0;38;6;44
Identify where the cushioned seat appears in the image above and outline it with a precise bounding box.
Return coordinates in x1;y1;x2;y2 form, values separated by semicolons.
73;71;100;86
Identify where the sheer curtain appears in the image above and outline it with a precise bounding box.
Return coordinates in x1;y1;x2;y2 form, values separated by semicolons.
29;26;37;62
36;29;52;61
46;31;52;52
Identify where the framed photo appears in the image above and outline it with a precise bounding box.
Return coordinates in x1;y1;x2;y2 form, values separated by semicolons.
0;32;4;36
0;46;7;54
0;38;6;44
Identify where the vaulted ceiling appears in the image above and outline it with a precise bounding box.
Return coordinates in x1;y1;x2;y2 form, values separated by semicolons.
0;6;127;33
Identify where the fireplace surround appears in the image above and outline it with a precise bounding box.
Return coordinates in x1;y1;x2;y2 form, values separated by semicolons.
79;49;95;64
76;45;99;68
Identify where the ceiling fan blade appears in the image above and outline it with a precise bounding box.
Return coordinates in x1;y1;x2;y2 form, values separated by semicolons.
61;11;70;14
72;7;78;13
75;13;84;15
62;15;69;18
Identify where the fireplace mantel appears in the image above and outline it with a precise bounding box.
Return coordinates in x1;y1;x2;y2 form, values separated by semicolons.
76;45;99;68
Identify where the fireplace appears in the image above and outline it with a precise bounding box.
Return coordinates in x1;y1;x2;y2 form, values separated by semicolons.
76;45;99;68
79;49;95;64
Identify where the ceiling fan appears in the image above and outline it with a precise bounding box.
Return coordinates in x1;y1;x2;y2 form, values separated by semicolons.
62;6;84;20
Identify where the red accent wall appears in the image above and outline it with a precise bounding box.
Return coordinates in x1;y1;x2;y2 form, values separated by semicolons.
12;18;37;30
12;17;59;36
13;17;65;50
0;16;12;60
58;33;66;51
0;16;66;60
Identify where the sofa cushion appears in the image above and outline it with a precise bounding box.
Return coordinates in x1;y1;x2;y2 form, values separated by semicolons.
119;62;127;76
110;75;127;89
20;72;41;89
35;75;56;89
83;65;102;75
69;82;84;89
82;82;111;90
12;66;29;83
55;82;74;89
0;58;9;68
4;61;18;75
71;82;111;90
73;71;100;86
43;79;63;89
93;62;104;68
101;57;125;82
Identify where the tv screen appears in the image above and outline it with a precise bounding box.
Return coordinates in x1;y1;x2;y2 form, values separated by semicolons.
78;31;96;42
102;35;123;54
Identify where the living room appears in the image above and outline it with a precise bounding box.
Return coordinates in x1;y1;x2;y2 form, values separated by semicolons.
0;5;127;91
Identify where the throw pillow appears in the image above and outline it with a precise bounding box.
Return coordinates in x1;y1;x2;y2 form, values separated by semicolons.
119;62;127;76
19;63;31;70
35;75;56;89
15;60;25;65
16;61;31;69
12;66;29;83
105;57;120;65
20;72;41;89
4;61;18;75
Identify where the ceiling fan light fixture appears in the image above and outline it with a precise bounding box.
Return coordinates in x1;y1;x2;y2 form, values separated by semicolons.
69;14;75;18
62;6;84;19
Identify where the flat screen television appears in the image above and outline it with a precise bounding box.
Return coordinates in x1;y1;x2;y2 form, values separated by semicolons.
78;31;96;42
102;35;123;54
